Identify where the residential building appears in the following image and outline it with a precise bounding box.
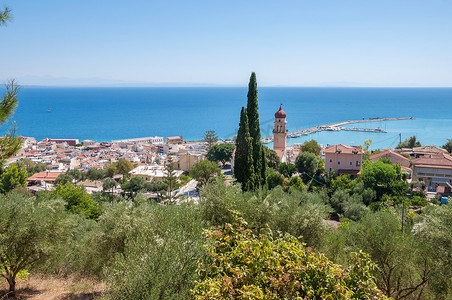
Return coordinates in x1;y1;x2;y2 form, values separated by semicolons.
397;145;448;159
112;136;164;144
324;144;363;177
411;152;452;192
129;165;183;182
46;138;79;147
165;136;183;144
27;171;64;185
83;139;97;146
369;148;410;168
176;150;202;171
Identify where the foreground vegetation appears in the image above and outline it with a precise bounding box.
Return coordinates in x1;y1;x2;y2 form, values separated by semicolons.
0;173;450;299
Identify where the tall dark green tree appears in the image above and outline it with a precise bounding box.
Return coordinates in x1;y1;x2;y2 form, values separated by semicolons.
260;144;267;186
234;107;256;191
246;72;266;187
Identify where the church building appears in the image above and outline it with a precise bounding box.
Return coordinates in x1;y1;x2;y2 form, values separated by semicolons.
273;106;287;162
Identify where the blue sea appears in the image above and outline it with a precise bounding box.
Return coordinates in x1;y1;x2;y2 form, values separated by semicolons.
5;87;452;150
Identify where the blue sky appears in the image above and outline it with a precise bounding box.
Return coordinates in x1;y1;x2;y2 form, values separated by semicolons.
1;0;451;86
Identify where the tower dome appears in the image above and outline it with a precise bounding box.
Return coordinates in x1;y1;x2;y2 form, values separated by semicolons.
274;106;286;118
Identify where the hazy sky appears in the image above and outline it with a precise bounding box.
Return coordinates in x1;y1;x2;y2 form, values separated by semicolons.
1;0;451;86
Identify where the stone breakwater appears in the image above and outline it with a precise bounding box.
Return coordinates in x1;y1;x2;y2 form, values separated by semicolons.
261;117;414;143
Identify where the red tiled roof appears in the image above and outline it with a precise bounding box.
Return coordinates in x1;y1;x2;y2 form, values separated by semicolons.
412;153;452;169
369;149;410;162
324;144;363;155
27;171;64;182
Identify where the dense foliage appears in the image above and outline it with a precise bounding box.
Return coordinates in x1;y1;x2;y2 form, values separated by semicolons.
442;138;452;153
0;81;22;168
0;164;27;193
396;136;422;149
263;145;280;170
300;139;321;156
206;143;235;166
203;130;218;150
192;215;387;299
0;192;71;296
103;202;204;299
234;107;256;191
49;182;101;219
246;72;266;187
189;159;221;185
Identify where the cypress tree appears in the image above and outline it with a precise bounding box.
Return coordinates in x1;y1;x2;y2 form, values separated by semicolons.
246;72;265;187
234;107;256;191
260;145;267;187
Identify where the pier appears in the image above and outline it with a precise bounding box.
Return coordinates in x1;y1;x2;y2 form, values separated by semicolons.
261;117;414;144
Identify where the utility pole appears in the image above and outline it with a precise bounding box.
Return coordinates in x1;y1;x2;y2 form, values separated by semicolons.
401;200;405;233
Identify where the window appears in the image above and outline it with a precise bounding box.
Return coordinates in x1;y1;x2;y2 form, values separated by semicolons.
329;168;332;172
350;161;353;166
356;161;361;167
338;161;341;165
329;159;332;163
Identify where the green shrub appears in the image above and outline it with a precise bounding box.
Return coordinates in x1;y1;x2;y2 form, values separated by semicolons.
410;195;428;207
192;215;387;299
104;203;204;299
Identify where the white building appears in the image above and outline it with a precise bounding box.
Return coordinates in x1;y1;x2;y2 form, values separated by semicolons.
112;136;164;144
129;165;183;182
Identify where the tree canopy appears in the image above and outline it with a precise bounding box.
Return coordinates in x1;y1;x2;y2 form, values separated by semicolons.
206;143;235;166
278;162;296;178
234;107;256;191
121;176;151;198
50;182;101;219
295;151;322;183
0;192;71;296
396;136;421;149
300;139;321;156
0;81;22;167
189;159;221;185
442;139;452;154
203;130;218;150
336;211;431;299
0;164;27;193
263;145;280;170
360;160;408;201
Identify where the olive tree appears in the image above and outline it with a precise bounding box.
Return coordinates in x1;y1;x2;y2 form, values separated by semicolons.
189;159;221;185
0;192;70;296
